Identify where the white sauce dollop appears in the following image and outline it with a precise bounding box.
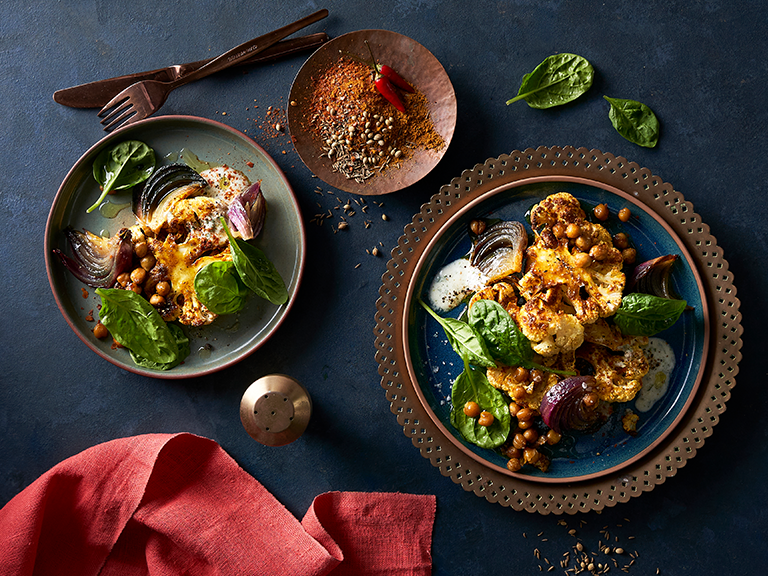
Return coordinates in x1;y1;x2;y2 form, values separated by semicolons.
427;258;488;312
635;337;676;413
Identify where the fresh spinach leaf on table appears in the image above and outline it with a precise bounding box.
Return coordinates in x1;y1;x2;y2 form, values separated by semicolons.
221;218;289;306
450;356;511;449
506;53;594;108
194;260;249;315
88;141;156;213
604;96;660;148
95;287;183;366
420;300;496;368
614;292;687;336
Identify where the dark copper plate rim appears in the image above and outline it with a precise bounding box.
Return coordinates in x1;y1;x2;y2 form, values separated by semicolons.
401;174;710;484
375;145;742;513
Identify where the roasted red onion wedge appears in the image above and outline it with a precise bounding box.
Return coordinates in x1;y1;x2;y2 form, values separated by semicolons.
133;163;208;224
227;181;266;240
470;221;528;281
53;227;133;288
540;376;600;434
627;254;680;299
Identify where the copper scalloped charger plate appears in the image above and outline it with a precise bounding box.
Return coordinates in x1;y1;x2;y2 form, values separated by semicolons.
374;146;742;514
287;29;457;195
45;116;306;379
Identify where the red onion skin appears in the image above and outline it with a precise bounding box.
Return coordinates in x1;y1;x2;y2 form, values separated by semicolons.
54;228;133;288
540;376;598;434
627;254;679;299
227;181;266;240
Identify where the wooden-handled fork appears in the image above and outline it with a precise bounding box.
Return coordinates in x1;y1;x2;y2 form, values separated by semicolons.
98;9;328;131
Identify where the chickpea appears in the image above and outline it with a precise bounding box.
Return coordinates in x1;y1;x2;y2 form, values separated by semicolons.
545;429;562;445
463;401;481;418
575;235;592;252
572;252;593;268
140;254;156;271
613;232;630;249
470;219;486;236
478;411;495;427
129;284;142;295
530;369;544;384
622;248;637;264
508;402;521;417
524;447;541;464
512;433;527;450
93;322;109;339
566;223;581;239
512;386;527;401
506;458;523;472
552;222;567;239
593;203;609;221
116;272;131;287
516;407;534;422
513;366;530;383
155;281;171;297
618;207;631;222
133;241;148;258
590;243;612;261
517;418;534;430
149;294;166;306
583;392;599;408
523;428;539;443
503;446;522;459
130;267;147;285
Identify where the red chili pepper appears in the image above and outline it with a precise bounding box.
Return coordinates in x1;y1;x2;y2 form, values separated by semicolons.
379;64;415;93
374;74;406;113
364;40;412;112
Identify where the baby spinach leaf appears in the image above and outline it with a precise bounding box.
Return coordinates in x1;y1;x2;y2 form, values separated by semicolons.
221;218;289;306
89;140;156;213
614;293;687;336
450;356;511;449
467;298;532;367
467;298;576;375
96;288;180;366
130;323;190;371
506;53;594;108
194;260;249;315
604;96;660;148
420;300;496;368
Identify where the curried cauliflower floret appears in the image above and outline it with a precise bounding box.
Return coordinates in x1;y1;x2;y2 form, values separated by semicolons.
469;281;520;316
521;205;625;322
515;291;584;357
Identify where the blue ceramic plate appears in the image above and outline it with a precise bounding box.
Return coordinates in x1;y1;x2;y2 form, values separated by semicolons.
405;178;708;482
45;116;305;379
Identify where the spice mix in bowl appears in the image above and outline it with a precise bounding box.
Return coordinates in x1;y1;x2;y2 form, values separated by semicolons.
287;29;457;195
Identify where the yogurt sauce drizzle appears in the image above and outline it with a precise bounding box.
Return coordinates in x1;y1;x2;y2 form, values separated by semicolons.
427;258;488;313
636;337;676;412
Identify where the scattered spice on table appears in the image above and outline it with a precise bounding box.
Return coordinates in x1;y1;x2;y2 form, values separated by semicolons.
304;57;444;183
520;518;660;575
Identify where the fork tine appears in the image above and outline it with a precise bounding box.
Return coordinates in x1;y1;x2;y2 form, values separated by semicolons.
98;98;132;124
101;106;137;132
97;90;130;117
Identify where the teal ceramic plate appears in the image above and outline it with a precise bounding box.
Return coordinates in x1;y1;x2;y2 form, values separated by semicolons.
404;177;708;482
45;116;305;379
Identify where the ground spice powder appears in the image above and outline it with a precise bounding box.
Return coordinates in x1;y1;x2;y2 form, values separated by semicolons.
306;58;444;182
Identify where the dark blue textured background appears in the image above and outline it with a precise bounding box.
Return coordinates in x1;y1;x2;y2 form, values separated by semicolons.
2;0;765;572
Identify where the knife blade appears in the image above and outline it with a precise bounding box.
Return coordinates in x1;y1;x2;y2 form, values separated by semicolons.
53;32;329;109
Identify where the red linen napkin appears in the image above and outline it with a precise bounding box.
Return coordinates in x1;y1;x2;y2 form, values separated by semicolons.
0;433;436;576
